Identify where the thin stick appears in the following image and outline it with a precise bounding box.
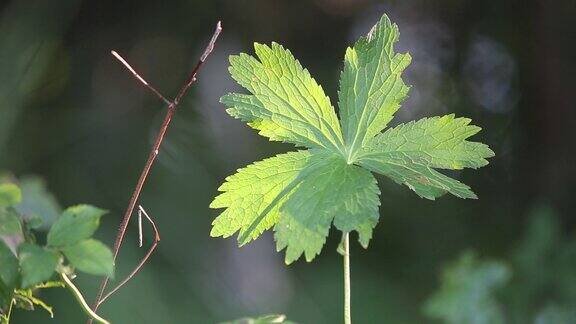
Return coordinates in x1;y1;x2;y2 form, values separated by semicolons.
61;273;110;324
90;21;222;319
138;206;143;248
343;233;351;324
97;206;160;306
111;50;171;106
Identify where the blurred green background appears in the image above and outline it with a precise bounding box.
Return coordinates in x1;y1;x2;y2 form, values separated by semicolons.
1;0;575;323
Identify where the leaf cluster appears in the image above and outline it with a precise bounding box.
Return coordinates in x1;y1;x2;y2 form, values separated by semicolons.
0;181;113;322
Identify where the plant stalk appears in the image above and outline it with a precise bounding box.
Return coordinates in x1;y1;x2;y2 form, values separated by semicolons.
60;273;110;324
343;232;351;324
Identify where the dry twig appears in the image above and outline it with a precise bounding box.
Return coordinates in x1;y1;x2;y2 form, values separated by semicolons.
88;21;222;322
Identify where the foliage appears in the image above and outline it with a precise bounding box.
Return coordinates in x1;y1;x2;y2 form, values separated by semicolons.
210;13;493;263
506;205;576;323
0;179;113;323
423;251;510;324
425;205;576;324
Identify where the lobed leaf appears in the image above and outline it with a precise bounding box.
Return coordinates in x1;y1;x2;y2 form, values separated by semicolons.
212;13;494;263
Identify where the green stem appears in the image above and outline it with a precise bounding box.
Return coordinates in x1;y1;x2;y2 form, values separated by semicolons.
343;232;351;324
60;273;110;324
4;298;14;323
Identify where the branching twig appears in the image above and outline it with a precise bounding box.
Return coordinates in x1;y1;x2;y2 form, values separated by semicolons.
96;206;160;307
89;21;222;321
110;51;171;106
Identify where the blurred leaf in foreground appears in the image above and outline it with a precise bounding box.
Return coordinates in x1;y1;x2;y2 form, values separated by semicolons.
423;251;510;324
534;304;576;324
506;205;576;322
0;183;21;207
220;314;296;324
15;176;61;229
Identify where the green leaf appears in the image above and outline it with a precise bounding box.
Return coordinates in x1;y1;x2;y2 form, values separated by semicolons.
47;205;106;247
0;208;22;236
62;239;114;277
18;243;58;288
423;251;510;324
0;240;19;307
338;14;411;160
224;43;344;152
0;183;21;207
220;314;296;324
212;13;493;263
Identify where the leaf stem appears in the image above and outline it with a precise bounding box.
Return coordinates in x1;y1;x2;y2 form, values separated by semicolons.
60;273;110;324
343;232;351;324
5;298;14;323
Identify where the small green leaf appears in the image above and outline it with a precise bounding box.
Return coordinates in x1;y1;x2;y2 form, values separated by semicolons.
0;208;22;236
62;239;114;277
0;183;21;207
18;243;59;288
47;205;106;247
0;240;19;307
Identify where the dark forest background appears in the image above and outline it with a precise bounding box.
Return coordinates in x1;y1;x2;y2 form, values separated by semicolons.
0;0;575;323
